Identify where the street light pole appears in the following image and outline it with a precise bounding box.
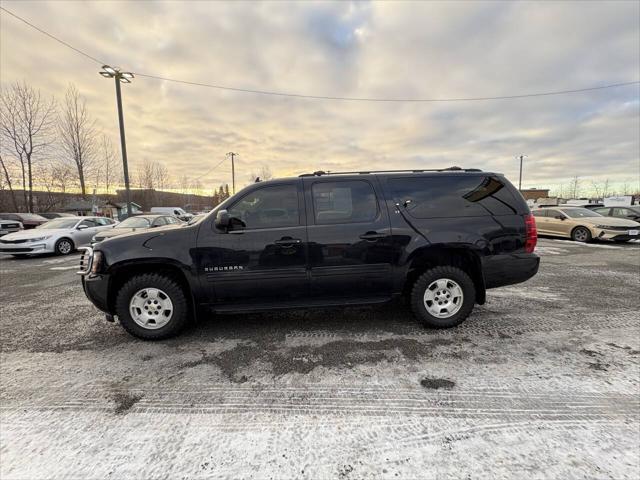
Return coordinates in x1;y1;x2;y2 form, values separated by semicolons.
99;65;134;218
517;154;528;191
114;74;132;217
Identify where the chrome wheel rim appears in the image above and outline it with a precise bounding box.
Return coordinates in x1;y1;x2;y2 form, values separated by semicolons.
574;228;588;242
129;288;174;329
58;240;72;254
423;278;464;318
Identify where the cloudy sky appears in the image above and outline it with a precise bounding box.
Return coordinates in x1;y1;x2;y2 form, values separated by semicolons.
1;0;639;193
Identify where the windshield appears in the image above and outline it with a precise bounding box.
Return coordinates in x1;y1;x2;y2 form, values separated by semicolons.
628;207;640;214
117;217;152;228
37;218;79;229
21;214;47;220
563;208;603;218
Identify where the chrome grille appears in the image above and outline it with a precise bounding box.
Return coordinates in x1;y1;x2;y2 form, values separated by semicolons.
77;247;93;275
0;238;27;244
602;226;633;231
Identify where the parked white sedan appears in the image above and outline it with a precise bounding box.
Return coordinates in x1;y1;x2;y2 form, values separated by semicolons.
0;216;116;257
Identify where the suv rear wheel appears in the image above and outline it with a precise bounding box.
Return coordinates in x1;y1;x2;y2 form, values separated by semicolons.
115;273;188;340
410;266;476;328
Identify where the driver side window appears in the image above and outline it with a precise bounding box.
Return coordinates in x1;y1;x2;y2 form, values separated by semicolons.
80;219;98;228
227;184;300;230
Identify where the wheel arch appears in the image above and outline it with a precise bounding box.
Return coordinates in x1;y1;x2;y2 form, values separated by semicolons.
403;246;486;305
106;259;198;320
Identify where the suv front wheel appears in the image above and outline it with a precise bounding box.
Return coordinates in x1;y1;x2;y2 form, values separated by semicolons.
115;273;188;340
410;266;476;328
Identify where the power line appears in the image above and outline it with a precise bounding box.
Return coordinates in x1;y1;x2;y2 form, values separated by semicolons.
3;5;639;103
134;73;639;103
200;156;230;179
0;6;105;65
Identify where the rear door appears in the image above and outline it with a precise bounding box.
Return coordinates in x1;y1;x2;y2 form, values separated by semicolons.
303;177;393;299
197;181;309;305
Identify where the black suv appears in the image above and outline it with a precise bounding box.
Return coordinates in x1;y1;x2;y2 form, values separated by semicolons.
78;168;539;340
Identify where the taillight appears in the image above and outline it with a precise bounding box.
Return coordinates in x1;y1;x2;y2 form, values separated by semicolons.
524;213;537;253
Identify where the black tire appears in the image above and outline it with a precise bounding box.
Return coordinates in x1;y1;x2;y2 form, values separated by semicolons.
115;273;189;340
571;226;592;243
54;237;74;255
410;266;476;328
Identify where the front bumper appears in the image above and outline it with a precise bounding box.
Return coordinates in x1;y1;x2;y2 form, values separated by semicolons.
81;273;112;313
0;242;53;254
594;228;640;241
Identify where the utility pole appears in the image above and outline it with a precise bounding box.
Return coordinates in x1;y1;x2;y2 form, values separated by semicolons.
100;65;134;218
226;152;238;194
517;155;528;191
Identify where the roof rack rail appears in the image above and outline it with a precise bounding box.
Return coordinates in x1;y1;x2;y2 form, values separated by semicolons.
299;167;482;177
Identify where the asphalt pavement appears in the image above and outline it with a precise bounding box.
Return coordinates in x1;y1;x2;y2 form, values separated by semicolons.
0;238;639;479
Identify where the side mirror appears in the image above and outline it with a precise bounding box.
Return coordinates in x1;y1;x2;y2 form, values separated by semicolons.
554;215;565;220
215;210;230;230
77;224;88;230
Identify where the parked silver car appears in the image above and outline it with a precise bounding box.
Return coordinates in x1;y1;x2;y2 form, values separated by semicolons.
0;216;116;257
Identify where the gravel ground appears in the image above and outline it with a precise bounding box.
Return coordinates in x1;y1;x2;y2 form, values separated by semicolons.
1;238;639;479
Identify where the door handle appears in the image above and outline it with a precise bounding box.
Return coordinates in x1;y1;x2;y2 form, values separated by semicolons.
359;232;385;241
275;237;301;246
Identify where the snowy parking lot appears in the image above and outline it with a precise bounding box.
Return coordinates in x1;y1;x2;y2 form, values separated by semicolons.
1;238;639;479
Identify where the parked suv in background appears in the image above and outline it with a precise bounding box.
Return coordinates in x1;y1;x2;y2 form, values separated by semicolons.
79;168;539;340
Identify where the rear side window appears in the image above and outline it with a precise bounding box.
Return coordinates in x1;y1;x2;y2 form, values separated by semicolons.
312;181;378;224
387;175;519;218
532;209;547;217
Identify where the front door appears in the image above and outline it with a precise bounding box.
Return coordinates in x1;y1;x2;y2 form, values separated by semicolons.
303;177;393;299
197;182;308;305
544;209;571;236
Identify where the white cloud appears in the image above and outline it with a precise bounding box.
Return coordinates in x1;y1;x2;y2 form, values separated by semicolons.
1;0;638;192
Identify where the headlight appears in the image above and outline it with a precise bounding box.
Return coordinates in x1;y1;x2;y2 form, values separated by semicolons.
91;250;104;274
595;225;613;229
28;236;51;242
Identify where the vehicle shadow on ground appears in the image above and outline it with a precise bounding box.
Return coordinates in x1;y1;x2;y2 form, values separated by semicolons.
170;301;431;346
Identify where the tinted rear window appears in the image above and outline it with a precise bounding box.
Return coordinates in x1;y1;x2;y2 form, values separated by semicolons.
387;175;520;218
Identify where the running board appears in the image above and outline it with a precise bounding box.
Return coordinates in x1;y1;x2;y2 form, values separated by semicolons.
209;296;392;314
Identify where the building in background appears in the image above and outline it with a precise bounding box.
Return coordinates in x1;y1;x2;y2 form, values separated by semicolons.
520;188;550;201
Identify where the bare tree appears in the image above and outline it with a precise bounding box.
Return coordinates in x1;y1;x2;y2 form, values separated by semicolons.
137;159;155;190
153;162;169;192
58;84;96;198
100;135;118;194
0;153;19;211
0;81;56;212
247;165;273;183
48;161;76;194
568;176;581;198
